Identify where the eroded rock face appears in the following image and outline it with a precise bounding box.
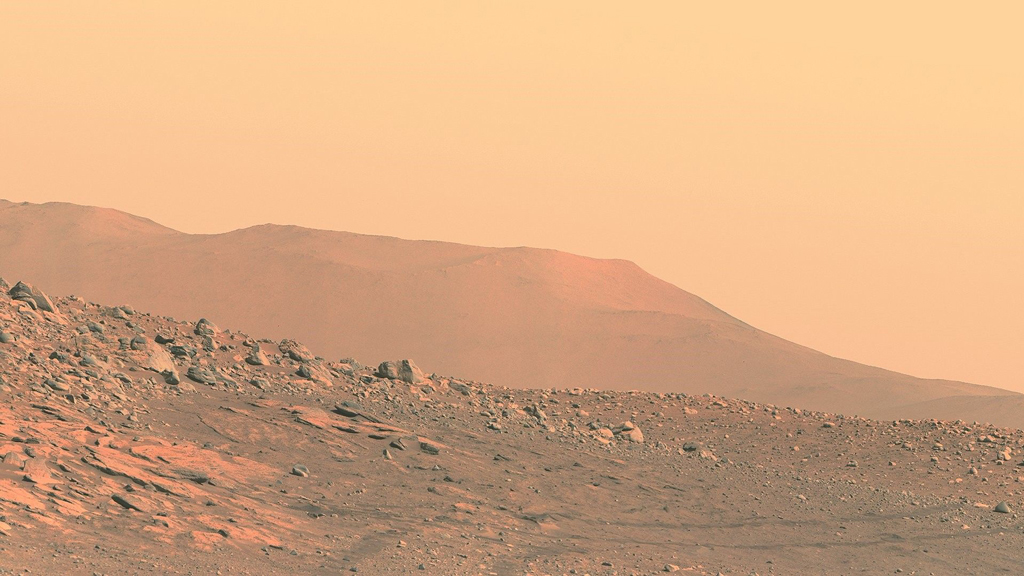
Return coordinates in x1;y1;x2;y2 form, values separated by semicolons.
376;361;400;379
280;339;315;363
8;282;57;313
398;359;425;385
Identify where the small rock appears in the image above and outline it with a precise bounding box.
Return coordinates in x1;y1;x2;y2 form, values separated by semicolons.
246;343;270;366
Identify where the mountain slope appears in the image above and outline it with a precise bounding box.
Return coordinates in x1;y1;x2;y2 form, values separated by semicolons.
2;281;1023;574
0;199;1018;426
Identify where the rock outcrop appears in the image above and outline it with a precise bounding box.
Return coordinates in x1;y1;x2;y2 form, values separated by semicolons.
8;281;57;313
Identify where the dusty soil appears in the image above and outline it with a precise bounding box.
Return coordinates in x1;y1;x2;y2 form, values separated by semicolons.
0;284;1022;575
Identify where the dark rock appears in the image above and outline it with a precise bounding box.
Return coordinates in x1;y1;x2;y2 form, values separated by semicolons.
200;335;218;352
334;402;363;417
174;469;210;484
8;281;57;313
111;493;147;512
170;345;197;358
186;366;219;385
245;343;270;366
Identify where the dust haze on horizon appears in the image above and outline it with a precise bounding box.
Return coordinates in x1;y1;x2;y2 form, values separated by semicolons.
2;2;1022;393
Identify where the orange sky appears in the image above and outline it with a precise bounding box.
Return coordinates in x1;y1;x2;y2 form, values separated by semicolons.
2;2;1022;392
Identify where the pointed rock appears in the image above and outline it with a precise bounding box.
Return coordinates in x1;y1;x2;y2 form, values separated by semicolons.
8;282;57;313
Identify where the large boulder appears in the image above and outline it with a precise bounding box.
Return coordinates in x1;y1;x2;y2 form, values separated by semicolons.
186;366;219;385
613;421;645;443
8;281;57;313
194;318;220;337
376;361;400;380
146;348;177;373
376;359;425;384
398;359;425;384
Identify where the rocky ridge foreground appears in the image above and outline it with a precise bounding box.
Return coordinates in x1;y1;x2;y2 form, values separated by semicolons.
0;278;1023;575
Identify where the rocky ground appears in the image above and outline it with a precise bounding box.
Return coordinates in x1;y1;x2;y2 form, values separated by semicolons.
0;278;1022;575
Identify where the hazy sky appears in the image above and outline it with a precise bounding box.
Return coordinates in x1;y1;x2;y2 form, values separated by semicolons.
2;3;1022;392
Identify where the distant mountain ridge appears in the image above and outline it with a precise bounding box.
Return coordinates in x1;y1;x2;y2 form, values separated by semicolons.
2;198;1021;427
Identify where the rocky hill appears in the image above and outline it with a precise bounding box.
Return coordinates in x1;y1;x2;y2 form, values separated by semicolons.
1;199;1021;429
0;279;1023;574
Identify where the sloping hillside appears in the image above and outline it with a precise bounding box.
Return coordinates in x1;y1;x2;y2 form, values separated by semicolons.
0;199;1018;425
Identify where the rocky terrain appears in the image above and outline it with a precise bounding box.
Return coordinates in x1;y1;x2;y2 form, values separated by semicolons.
0;278;1022;575
4;199;1022;430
